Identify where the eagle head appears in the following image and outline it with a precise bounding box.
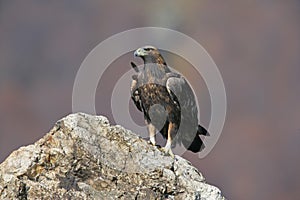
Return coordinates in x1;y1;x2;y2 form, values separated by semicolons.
134;45;166;65
134;45;158;57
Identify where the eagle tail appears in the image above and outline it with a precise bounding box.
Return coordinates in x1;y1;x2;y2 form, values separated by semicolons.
187;136;204;153
197;124;209;136
185;125;208;153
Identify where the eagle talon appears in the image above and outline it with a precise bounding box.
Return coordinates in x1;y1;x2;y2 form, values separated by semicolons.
160;147;175;158
147;140;161;148
147;140;155;145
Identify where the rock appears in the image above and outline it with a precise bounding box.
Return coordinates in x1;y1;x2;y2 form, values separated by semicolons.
0;113;226;200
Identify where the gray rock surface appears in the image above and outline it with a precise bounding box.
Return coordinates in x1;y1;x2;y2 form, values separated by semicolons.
0;113;225;200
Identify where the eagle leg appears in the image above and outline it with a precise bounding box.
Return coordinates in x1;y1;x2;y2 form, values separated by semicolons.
161;122;175;158
147;122;156;146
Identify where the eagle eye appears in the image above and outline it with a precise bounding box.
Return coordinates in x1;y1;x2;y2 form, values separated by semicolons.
144;47;152;51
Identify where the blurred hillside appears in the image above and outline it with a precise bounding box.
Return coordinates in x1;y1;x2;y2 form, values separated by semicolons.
0;1;300;199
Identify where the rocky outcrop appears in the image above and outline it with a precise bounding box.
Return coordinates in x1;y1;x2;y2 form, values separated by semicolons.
0;113;225;200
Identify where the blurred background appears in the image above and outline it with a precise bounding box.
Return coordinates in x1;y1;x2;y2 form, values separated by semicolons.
1;1;300;199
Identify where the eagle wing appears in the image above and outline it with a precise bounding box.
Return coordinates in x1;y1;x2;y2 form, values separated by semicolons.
165;73;198;123
165;73;199;146
130;61;143;112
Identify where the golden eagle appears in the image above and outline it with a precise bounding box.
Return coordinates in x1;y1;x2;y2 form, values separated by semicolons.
130;45;208;157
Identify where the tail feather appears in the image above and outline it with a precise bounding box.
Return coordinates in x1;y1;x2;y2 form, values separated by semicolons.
187;135;204;152
183;125;209;153
198;124;209;136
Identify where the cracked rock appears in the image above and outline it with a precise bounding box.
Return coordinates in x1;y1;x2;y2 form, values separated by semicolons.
0;113;226;200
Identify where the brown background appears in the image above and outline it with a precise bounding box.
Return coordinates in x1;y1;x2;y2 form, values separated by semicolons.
1;1;300;199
